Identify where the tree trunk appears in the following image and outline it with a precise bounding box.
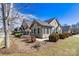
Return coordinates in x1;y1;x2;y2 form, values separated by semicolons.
1;3;10;48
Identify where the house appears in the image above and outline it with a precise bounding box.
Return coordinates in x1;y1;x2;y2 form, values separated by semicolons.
69;24;79;34
20;19;32;35
45;18;62;33
30;20;53;38
62;25;71;33
62;23;79;34
20;17;62;38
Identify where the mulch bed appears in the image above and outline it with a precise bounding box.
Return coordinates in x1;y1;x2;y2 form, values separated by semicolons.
0;36;65;55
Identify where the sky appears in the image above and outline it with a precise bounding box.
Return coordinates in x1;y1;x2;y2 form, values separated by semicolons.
15;3;79;25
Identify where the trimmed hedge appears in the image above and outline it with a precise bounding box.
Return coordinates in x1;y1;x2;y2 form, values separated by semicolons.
49;32;73;42
63;32;72;38
49;33;60;42
71;32;76;35
59;33;66;39
63;33;69;38
59;32;73;39
67;33;72;36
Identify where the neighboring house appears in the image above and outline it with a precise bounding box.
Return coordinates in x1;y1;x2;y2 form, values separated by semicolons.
69;24;79;34
62;25;71;33
30;20;52;38
20;19;32;35
62;23;79;34
70;27;79;34
76;23;79;28
45;18;62;33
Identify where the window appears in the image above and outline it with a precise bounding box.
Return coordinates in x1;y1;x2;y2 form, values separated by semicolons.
44;27;45;34
45;28;47;34
34;28;36;34
38;28;40;34
47;28;49;34
31;29;33;33
49;28;51;34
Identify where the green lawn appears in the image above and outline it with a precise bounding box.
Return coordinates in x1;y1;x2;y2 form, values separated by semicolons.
1;35;79;56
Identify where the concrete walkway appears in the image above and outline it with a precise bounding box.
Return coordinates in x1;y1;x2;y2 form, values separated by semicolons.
36;34;79;41
36;38;49;41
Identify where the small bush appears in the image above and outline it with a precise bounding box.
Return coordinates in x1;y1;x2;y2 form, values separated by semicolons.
49;33;59;42
63;32;70;38
71;32;76;35
14;31;23;38
67;33;72;36
59;32;72;39
11;31;15;35
59;33;65;39
31;36;36;42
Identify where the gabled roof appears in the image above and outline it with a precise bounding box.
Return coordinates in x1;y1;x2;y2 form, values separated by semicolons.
30;19;52;28
22;19;32;28
45;17;62;27
45;17;55;23
45;18;60;25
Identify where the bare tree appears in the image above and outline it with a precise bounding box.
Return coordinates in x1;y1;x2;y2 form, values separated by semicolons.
0;3;31;48
1;3;11;48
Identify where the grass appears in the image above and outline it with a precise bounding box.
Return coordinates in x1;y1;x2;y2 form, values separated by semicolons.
0;37;4;48
0;35;79;56
26;36;79;56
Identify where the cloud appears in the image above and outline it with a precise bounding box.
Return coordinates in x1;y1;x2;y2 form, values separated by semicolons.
22;14;40;20
12;12;40;28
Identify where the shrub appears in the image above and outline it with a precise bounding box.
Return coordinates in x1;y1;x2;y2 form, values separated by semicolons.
31;36;36;42
67;33;72;36
59;33;66;39
71;32;76;35
63;32;70;38
14;31;23;38
59;32;72;39
11;31;18;35
11;28;19;35
49;33;59;42
11;31;15;35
